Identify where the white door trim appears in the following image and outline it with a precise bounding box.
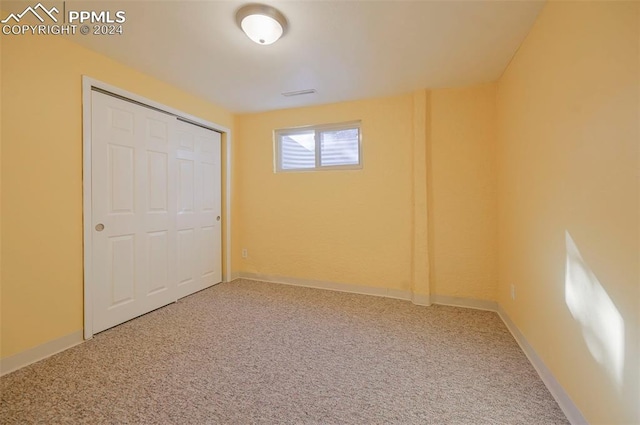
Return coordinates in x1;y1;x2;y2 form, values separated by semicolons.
82;76;233;340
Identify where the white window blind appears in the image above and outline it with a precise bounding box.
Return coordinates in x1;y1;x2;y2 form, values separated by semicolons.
281;131;315;170
320;128;359;167
275;121;361;172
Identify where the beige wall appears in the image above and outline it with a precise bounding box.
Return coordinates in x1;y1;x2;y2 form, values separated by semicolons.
1;33;234;358
496;1;639;423
430;84;498;301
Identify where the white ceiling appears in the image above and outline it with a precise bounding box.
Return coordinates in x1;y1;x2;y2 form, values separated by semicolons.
10;0;546;113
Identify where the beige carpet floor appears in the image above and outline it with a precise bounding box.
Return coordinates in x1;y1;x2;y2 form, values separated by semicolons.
1;279;568;424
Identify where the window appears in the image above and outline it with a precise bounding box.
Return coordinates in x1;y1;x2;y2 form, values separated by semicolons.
275;121;361;172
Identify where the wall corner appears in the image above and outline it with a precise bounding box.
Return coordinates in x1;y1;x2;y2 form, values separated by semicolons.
411;89;431;301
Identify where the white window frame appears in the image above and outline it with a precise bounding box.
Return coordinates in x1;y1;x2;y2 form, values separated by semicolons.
274;120;362;172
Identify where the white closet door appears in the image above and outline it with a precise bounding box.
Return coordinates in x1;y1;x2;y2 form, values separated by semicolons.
175;120;222;299
91;91;222;334
92;91;178;333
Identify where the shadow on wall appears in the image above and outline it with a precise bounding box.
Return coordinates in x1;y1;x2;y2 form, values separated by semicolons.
565;231;624;391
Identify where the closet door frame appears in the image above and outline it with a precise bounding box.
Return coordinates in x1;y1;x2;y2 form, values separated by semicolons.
81;76;233;340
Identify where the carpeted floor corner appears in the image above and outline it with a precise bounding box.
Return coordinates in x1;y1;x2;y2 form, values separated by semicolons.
1;279;568;424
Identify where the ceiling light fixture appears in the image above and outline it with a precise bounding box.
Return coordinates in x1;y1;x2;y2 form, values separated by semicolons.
236;3;288;46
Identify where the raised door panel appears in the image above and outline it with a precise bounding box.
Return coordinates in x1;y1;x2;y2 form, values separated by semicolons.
177;229;195;286
177;159;195;214
108;235;136;308
146;117;169;147
147;230;169;295
201;162;216;212
201;226;216;278
177;128;195;152
109;145;135;214
147;151;168;213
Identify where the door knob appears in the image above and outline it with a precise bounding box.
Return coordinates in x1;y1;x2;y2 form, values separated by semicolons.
216;216;221;221
95;223;105;231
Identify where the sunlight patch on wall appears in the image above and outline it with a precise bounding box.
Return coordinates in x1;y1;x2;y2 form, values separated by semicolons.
565;231;624;389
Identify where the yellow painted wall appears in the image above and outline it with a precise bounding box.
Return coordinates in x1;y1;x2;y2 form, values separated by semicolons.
1;31;499;362
496;1;639;423
2;8;636;424
0;27;4;356
1;33;234;358
235;87;498;301
7;8;634;423
430;84;498;301
236;95;416;290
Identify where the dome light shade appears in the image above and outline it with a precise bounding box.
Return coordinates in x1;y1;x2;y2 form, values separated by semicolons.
236;4;288;45
240;14;282;45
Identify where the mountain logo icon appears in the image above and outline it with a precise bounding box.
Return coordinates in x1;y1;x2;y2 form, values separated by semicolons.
1;3;59;24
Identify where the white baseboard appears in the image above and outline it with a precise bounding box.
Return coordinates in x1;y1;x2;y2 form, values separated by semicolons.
227;271;241;282
431;294;498;311
411;293;431;306
497;305;587;425
237;272;432;305
0;330;84;376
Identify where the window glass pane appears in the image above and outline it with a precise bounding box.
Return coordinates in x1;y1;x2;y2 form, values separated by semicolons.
320;128;359;166
280;131;315;170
